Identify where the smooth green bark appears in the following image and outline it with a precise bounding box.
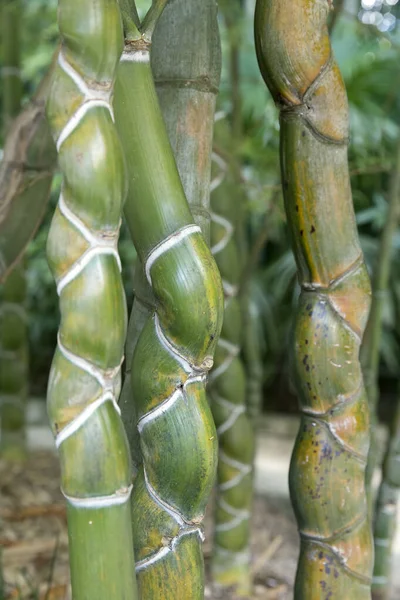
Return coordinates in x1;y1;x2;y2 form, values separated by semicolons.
255;1;373;597
45;1;137;598
114;4;224;597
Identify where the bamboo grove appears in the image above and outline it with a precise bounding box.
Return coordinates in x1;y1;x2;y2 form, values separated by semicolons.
2;0;400;598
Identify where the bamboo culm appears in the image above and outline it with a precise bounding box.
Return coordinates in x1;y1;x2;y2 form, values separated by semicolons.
242;294;264;424
255;1;373;597
372;393;400;600
209;148;255;595
45;1;137;597
114;4;224;598
119;0;222;472
0;0;28;458
0;264;28;457
362;134;400;507
370;135;400;600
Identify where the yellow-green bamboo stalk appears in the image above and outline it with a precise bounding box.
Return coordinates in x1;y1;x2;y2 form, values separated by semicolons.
255;1;373;597
45;1;137;598
0;0;28;459
209;145;255;596
114;3;224;597
119;0;222;472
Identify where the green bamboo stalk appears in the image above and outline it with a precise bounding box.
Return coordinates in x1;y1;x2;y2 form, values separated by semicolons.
152;0;221;242
372;391;400;600
362;134;400;508
255;1;373;597
0;264;28;458
242;293;264;424
114;4;224;598
209;146;255;596
368;135;400;600
45;1;137;598
0;61;56;283
2;0;22;131
0;0;28;459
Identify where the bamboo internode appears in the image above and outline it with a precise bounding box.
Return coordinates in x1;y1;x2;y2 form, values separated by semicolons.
46;1;137;598
114;9;224;594
209;149;255;595
255;1;373;597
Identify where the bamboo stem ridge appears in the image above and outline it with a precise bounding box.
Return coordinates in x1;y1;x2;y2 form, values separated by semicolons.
255;1;373;597
114;29;224;598
46;1;137;598
209;150;255;595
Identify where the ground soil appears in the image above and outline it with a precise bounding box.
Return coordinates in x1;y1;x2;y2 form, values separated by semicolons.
1;451;398;600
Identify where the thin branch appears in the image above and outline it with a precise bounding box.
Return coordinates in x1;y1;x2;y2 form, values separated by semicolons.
141;0;170;42
118;0;141;40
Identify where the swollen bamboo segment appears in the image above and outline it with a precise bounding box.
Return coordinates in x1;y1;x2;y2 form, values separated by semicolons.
209;150;255;594
46;1;137;598
114;25;224;598
255;1;373;597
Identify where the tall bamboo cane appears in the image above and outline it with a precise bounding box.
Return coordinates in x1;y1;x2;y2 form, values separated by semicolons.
114;3;224;597
0;0;28;459
0;264;28;457
369;135;400;600
255;1;374;597
45;1;137;597
118;0;222;467
372;392;400;600
362;134;400;508
209;146;255;596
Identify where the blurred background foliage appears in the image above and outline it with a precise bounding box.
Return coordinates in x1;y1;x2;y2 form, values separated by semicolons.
1;0;400;419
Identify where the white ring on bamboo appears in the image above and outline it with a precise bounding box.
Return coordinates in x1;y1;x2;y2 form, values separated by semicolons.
209;338;239;382
137;373;206;433
55;392;120;448
135;527;204;572
154;313;193;373
218;451;252;491
210;212;234;256
145;224;201;285
215;498;250;532
56;193;121;295
56;100;113;152
57;335;122;390
143;467;186;527
121;50;150;63
62;484;133;509
56;52;114;152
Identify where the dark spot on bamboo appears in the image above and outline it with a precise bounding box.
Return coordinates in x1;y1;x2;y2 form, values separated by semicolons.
310;225;316;234
300;229;304;236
